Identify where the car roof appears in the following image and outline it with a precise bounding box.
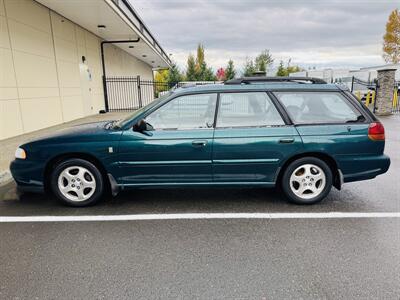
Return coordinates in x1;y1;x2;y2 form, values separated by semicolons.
172;82;342;95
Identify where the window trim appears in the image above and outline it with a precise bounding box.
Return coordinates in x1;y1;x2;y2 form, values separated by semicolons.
215;91;288;129
272;90;370;126
267;91;293;125
143;92;219;132
213;93;221;129
126;89;371;131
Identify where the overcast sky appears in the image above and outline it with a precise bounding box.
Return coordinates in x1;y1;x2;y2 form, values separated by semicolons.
132;0;398;73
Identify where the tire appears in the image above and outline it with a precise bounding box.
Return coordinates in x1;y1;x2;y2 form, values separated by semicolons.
281;157;333;205
51;158;104;207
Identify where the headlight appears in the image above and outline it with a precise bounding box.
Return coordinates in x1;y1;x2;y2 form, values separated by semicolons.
15;147;27;160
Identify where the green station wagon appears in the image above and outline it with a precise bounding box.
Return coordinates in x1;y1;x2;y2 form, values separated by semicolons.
10;77;390;206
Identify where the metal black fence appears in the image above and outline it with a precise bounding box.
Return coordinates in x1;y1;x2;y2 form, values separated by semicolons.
350;77;376;93
105;76;171;111
349;77;400;114
104;76;218;112
104;75;400;114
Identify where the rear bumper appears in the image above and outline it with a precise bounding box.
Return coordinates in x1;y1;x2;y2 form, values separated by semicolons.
340;154;390;183
10;159;45;193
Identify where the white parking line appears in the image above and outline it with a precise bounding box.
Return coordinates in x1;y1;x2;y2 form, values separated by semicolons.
0;212;400;222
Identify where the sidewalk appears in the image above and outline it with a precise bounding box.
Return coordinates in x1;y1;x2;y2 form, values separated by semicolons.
0;112;129;185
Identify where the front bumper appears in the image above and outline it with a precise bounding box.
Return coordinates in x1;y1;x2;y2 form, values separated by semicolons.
10;159;45;193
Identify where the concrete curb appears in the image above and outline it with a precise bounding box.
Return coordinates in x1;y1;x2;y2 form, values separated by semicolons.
0;170;12;186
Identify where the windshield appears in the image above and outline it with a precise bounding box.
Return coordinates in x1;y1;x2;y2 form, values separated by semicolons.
112;92;172;129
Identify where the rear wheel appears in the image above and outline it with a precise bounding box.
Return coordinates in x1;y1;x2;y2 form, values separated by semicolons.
281;157;333;204
51;159;104;207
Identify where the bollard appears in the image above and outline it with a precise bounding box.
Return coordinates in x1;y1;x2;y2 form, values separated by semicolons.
355;91;362;101
371;91;376;105
366;91;371;106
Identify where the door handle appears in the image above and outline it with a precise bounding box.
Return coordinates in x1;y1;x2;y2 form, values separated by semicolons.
192;140;207;147
279;138;295;144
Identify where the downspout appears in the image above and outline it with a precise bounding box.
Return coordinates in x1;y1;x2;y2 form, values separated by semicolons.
100;38;140;112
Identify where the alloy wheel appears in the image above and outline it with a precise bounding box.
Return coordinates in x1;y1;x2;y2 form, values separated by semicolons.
57;166;96;202
289;163;326;200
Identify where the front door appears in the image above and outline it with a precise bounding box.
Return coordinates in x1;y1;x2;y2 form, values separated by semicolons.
212;92;302;184
117;93;217;185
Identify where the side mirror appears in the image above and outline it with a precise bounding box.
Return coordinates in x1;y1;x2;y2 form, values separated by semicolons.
133;119;153;135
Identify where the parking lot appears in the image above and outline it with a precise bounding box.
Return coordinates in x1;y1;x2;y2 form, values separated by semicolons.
0;116;399;299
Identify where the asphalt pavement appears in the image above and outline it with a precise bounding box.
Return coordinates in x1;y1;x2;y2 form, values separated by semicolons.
0;116;399;299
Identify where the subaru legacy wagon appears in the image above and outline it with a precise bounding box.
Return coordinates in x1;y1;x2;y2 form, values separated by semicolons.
10;77;390;206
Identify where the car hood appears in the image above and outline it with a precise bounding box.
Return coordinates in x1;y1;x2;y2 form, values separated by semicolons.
22;121;122;147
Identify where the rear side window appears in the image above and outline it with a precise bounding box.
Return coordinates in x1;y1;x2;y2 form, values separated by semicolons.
275;92;362;124
217;92;284;128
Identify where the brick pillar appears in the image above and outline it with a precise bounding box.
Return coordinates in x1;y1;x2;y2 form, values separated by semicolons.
375;68;396;115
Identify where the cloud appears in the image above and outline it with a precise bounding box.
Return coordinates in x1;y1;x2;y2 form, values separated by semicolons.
131;0;398;72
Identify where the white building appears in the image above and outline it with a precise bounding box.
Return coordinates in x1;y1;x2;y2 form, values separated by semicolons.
350;64;400;82
290;64;400;83
0;0;171;140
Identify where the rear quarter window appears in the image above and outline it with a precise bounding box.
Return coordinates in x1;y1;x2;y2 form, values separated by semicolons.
274;92;362;124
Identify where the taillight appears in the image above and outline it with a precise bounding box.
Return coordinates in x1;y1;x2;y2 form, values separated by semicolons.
368;122;385;141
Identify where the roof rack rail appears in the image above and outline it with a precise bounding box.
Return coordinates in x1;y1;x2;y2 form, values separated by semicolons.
178;83;197;89
224;76;327;85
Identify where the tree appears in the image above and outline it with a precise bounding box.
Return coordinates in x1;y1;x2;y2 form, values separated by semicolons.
202;65;217;81
195;44;205;80
154;69;169;96
383;9;400;64
167;62;183;85
258;59;266;73
216;68;226;81
285;58;302;75
276;60;287;76
276;59;303;76
243;57;256;76
154;69;168;82
185;54;197;81
184;43;216;81
198;61;208;80
287;65;302;74
242;50;273;76
195;44;205;72
225;59;236;80
184;44;216;81
255;49;273;73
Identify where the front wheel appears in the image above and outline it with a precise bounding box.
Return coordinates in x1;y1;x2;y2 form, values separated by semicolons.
281;157;333;205
51;159;104;207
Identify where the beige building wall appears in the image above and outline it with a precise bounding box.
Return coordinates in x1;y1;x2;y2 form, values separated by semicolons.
104;44;153;79
0;0;153;140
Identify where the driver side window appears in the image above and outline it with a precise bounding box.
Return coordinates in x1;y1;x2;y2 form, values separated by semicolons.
145;93;217;130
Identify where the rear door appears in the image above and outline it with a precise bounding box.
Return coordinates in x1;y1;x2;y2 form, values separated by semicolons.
212;92;303;184
274;91;375;176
